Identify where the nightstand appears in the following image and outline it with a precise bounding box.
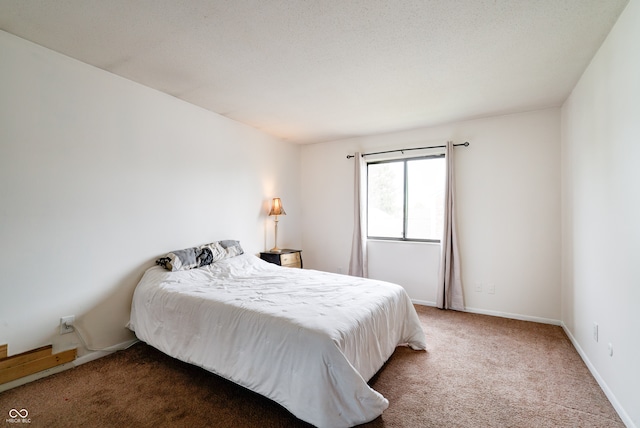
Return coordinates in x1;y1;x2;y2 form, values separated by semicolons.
260;249;303;268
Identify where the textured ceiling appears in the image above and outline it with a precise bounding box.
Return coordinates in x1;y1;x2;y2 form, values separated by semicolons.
0;0;629;144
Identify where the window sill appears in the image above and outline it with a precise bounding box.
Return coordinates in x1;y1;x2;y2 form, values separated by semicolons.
367;239;441;246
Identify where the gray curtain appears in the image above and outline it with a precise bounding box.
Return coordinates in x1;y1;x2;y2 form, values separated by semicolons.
348;152;368;277
436;141;464;310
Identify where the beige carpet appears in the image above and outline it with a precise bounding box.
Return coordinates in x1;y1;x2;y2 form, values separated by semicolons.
0;306;624;427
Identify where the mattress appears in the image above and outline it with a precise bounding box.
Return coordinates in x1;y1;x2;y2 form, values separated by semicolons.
129;253;426;427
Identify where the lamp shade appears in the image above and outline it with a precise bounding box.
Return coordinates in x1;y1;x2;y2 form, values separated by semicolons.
269;198;286;216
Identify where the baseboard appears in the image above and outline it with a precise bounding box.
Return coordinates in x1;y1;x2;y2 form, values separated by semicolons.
411;299;435;307
411;301;562;326
73;339;139;366
463;306;562;326
561;323;635;428
0;339;139;394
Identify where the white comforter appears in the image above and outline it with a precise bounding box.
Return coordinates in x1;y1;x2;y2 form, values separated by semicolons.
129;253;426;427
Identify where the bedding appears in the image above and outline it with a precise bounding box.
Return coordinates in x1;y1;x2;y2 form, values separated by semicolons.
129;253;426;427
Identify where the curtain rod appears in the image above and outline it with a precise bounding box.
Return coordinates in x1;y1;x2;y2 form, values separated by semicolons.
346;141;469;159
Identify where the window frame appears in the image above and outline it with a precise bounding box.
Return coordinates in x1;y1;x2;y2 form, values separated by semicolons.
366;154;445;243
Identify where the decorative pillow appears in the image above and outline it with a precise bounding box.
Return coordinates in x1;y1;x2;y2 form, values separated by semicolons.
156;240;244;271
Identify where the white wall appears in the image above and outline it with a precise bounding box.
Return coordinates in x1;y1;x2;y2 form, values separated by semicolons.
561;0;639;425
0;31;301;357
301;108;561;323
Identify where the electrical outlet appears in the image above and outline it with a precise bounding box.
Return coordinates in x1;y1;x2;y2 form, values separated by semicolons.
337;267;343;274
60;316;75;335
487;283;495;294
608;343;613;357
475;282;482;292
593;322;598;342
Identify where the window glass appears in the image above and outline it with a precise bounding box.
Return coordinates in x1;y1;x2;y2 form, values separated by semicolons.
367;162;404;238
367;155;445;241
406;158;445;240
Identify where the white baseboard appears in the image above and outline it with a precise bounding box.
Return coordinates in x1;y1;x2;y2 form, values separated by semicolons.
411;301;562;326
411;299;435;307
0;338;139;394
561;324;635;428
463;306;562;326
73;339;140;366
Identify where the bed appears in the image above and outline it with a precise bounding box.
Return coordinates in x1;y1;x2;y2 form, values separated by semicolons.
129;244;426;427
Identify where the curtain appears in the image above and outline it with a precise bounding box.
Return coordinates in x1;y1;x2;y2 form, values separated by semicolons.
348;152;368;277
436;141;464;310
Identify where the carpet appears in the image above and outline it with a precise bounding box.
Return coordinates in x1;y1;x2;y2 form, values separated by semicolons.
0;306;624;427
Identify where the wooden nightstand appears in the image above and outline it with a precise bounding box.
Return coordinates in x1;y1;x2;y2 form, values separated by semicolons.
260;249;303;269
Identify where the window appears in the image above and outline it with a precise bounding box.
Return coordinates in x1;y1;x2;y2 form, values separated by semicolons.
367;155;445;241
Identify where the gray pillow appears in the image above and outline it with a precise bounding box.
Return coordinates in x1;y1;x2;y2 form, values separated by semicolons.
156;240;244;271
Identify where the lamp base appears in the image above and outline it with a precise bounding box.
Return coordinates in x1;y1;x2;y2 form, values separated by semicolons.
271;216;281;253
